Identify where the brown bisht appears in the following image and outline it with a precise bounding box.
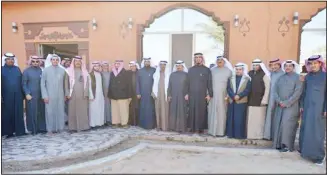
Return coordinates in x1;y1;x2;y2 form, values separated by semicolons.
247;59;270;139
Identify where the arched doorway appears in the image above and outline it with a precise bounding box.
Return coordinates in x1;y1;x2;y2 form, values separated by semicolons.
139;5;228;69
299;8;326;65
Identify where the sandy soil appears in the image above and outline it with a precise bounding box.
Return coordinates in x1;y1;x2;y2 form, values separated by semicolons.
67;146;326;174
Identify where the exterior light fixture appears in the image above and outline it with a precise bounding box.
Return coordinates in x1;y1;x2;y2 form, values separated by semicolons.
293;12;299;25
234;15;239;27
127;17;133;29
92;18;97;30
12;22;18;33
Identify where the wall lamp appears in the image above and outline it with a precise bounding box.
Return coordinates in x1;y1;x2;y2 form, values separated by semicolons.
234;15;239;27
12;22;18;33
92;18;97;30
127;17;133;29
293;12;299;25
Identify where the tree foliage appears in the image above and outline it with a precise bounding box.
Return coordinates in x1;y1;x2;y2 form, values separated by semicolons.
196;20;225;44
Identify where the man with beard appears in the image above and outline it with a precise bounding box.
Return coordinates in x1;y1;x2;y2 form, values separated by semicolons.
263;58;284;140
272;60;302;152
108;60;132;128
61;57;71;124
2;53;25;137
152;60;170;131
41;54;68;134
209;63;215;69
62;58;71;68
39;57;46;71
208;56;233;137
101;61;112;125
299;59;309;82
89;61;105;128
136;58;156;129
65;56;90;132
62;58;71;124
226;63;251;139
247;58;270;139
299;55;326;165
187;53;213;134
167;60;189;133
128;61;140;126
22;55;46;135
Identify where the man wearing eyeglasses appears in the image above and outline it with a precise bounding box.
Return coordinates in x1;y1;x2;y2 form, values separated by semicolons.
22;56;46;135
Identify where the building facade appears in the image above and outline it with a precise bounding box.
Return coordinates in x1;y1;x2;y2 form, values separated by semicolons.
2;2;326;70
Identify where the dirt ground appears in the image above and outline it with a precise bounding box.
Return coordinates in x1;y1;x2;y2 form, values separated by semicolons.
6;141;326;174
2;138;271;173
58;145;326;174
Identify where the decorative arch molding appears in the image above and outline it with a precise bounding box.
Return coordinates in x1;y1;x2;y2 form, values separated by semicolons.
136;3;230;63
22;21;90;68
297;7;326;62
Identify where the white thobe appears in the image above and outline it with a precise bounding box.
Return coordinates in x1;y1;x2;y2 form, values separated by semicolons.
89;72;105;127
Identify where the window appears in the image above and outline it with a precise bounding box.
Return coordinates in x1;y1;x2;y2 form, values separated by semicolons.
145;9;183;33
142;34;170;68
300;9;326;64
142;7;225;67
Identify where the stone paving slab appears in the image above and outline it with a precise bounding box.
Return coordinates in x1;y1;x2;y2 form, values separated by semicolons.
2;126;273;164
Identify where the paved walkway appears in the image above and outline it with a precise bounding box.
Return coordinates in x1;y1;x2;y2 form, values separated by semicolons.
1;126;278;163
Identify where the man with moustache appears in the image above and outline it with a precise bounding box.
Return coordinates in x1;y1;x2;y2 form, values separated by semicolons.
272;60;302;152
247;58;271;139
136;58;156;129
167;60;189;133
101;61;112;125
65;56;90;132
128;61;140;126
299;55;326;165
89;61;105;128
263;58;284;140
22;55;46;135
2;53;25;137
208;56;233;137
152;60;170;131
41;54;68;134
187;53;213;134
108;60;132;128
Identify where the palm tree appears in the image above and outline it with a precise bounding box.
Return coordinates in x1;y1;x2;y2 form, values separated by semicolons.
196;20;225;44
312;45;326;58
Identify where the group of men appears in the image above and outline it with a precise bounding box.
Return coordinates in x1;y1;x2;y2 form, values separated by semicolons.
1;52;326;165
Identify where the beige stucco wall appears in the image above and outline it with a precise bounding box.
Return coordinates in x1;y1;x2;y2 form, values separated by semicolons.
2;2;326;70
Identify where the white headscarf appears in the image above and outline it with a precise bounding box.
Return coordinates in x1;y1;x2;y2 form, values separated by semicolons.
141;57;155;68
281;60;301;74
44;54;65;69
251;58;271;79
129;61;140;69
231;62;251;93
173;60;188;72
234;62;250;79
152;60;170;100
2;52;18;66
211;56;234;71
